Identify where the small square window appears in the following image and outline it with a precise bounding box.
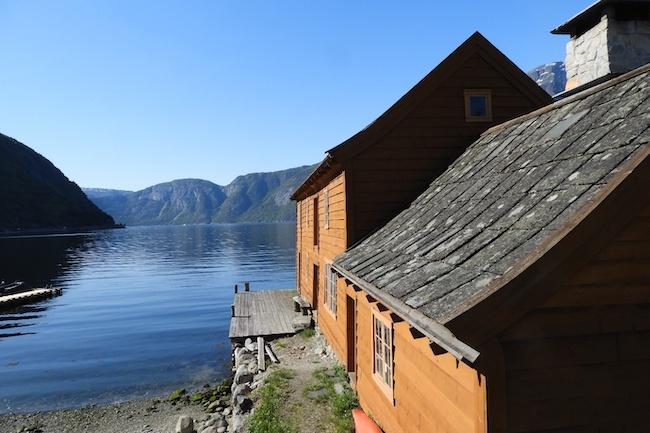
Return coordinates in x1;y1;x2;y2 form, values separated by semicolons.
464;89;492;122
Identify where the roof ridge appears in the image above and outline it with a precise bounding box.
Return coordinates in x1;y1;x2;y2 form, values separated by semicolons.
482;63;650;137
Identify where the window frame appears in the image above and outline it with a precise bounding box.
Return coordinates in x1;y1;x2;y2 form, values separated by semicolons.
313;196;319;246
324;264;337;316
298;201;302;240
323;187;330;230
297;252;302;291
372;308;394;400
464;89;493;122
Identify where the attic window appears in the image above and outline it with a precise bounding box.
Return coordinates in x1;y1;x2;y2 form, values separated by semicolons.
464;89;492;122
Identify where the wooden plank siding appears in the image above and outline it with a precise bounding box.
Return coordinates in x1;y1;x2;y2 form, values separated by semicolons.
349;285;487;433
347;52;547;245
497;203;650;433
296;172;347;355
291;35;554;433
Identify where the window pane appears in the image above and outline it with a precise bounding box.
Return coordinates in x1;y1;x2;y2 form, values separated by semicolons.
469;96;487;117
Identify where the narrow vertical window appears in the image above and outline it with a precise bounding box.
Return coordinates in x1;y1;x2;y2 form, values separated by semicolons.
298;202;302;240
372;311;393;397
324;187;330;230
313;196;319;246
464;89;492;122
297;252;302;291
324;264;337;316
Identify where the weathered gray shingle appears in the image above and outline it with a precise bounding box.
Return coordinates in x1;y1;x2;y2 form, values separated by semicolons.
335;67;650;324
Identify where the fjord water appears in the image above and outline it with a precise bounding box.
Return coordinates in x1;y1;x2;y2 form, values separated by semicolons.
0;224;295;414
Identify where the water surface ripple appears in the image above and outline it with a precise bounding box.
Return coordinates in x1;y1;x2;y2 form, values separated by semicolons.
0;224;295;414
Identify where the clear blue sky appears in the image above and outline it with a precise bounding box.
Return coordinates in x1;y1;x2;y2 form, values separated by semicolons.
0;0;587;191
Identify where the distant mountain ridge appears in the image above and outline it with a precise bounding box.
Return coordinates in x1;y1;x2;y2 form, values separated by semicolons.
528;62;567;96
83;165;315;226
0;132;116;232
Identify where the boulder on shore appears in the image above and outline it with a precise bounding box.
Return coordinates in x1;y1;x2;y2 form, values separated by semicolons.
175;415;193;433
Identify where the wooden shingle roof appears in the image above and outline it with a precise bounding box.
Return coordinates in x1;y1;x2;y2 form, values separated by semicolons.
334;66;650;342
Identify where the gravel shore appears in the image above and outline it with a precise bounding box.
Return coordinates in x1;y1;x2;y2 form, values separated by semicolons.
0;395;211;433
0;330;345;433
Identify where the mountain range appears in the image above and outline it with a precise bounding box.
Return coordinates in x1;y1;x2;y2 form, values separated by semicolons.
83;165;315;226
0;61;561;232
527;61;567;96
84;63;564;227
0;133;115;233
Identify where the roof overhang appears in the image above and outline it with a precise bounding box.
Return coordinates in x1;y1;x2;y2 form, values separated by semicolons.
332;263;480;363
290;155;342;201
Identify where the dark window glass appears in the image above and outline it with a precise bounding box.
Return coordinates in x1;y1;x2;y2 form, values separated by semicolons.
469;95;488;117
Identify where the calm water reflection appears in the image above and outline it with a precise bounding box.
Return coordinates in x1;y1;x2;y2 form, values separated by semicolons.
0;224;295;414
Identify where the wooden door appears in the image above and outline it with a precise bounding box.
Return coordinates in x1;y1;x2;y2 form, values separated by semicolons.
312;264;319;308
346;294;356;372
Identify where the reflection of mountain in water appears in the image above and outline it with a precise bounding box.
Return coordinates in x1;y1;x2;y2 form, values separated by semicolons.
0;234;90;338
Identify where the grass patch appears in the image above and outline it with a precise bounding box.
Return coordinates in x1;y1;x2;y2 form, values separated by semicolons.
303;366;358;433
299;328;315;339
167;388;186;401
332;389;358;433
248;368;297;433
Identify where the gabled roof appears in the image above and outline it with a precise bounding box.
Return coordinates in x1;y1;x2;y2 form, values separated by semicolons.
334;65;650;360
291;32;551;201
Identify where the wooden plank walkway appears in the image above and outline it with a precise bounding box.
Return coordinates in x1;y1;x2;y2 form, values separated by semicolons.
229;289;298;339
0;287;62;309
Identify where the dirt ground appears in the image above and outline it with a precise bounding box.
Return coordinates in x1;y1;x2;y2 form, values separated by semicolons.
254;329;356;433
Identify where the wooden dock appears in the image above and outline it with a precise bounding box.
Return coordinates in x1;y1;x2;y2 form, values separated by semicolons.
0;287;62;309
229;289;303;340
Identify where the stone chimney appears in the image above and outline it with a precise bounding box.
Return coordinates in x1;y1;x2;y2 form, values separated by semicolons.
552;0;650;91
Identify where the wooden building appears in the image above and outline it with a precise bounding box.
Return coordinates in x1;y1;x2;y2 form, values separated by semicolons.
291;32;551;361
332;62;650;432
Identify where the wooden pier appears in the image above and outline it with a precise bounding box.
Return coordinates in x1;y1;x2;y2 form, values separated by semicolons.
0;287;63;309
228;287;310;340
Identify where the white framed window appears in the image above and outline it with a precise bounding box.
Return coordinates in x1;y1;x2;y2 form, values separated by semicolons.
323;187;330;230
324;264;337;315
373;310;393;397
464;89;493;122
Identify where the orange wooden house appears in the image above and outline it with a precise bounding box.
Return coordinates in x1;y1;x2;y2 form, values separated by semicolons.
291;32;551;363
294;2;650;432
328;2;650;431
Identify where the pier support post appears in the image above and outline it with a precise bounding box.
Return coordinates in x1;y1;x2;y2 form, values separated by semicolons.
231;305;235;317
257;336;265;371
234;284;238;294
245;282;250;292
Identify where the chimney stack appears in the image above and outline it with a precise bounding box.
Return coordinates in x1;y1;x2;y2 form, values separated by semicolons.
552;0;650;91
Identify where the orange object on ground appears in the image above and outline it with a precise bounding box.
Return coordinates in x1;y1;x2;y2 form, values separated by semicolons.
352;408;383;433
